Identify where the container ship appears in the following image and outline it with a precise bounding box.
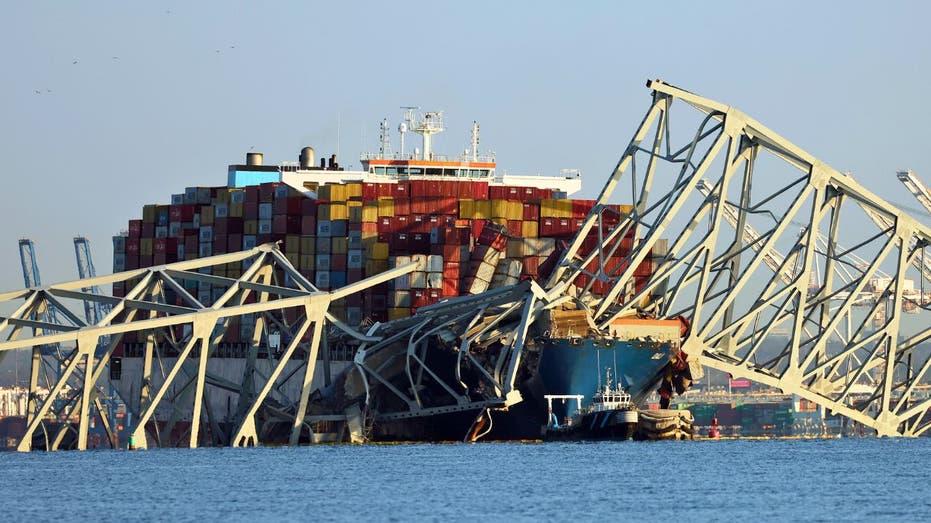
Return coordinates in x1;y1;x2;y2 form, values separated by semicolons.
108;109;685;444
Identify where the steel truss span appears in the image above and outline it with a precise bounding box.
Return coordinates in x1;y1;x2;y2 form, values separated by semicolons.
547;80;931;437
0;244;416;451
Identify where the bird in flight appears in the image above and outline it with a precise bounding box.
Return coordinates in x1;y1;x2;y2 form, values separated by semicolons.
72;60;79;64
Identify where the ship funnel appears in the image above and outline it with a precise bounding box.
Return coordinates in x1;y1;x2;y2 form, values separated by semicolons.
246;152;264;166
299;147;315;169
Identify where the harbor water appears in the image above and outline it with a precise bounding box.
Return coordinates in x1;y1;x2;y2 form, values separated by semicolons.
2;438;929;521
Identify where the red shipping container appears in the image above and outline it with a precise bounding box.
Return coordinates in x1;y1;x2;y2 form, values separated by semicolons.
377;232;392;244
473;181;490;200
243;201;259;219
227;234;243;252
259;182;278;202
522;256;541;276
128;219;143;238
394;198;411;216
442;244;468;263
154;237;178;254
301;198;318;215
142;223;155;238
410;197;430;215
213;235;227;254
411;289;429;309
126;238;141;255
572;199;595;218
244;186;260;203
391;233;409;253
362;222;378;233
470;220;484;239
427;289;441;303
409;233;430;252
169;204;196;222
506;220;523;238
185;235;199;255
363;183;378;200
393;215;411;233
441;276;459;297
347;268;363;284
522;203;539;221
302;215;317;234
125;254;140;270
411;215;429;233
273;215;288;234
331;254;347;271
393;182;410;199
378;216;393;233
274;196;303;215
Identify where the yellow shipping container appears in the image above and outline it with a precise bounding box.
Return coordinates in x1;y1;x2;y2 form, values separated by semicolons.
473;200;491;220
618;204;634;215
331;237;348;254
540;199;559;218
300;235;315;254
377;197;395;217
214;266;226;278
142;204;157;223
348;201;363;223
140;238;153;256
458;199;475;219
508;201;523;221
559;199;574;218
362;202;379;222
388;307;410;320
491;199;509;219
229;203;243;217
366;259;388;275
329;203;349;221
300;254;315;271
201;206;215;225
345;183;362;199
492;217;508;227
371;242;389;260
226;262;242;277
522;220;539;238
286;253;300;268
285;234;301;254
321;184;346;201
244;220;258;235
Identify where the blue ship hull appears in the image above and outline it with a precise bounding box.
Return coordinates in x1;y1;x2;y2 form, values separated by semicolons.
536;337;674;423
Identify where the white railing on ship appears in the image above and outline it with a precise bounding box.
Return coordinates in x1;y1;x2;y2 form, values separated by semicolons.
360;152;497;163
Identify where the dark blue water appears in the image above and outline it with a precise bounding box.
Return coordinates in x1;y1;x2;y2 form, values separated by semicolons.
2;438;929;522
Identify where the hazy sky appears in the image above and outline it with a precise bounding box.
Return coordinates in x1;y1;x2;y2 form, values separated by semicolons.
2;1;930;293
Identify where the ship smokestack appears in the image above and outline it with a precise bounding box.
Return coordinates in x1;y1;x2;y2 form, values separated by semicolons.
299;147;315;169
246;152;263;166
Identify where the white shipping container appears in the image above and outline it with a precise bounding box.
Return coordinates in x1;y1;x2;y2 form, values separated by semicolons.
155;226;168;239
169;222;182;238
171;193;184;205
427;255;444;273
215;204;229;218
258;220;272;235
467;277;489;295
475;261;497;283
410;271;427;289
390;291;411;308
348;230;363;250
395;255;411;268
523;238;556;257
243;235;257;250
199;243;213;257
410;254;428;271
317;220;332;237
427;272;443;289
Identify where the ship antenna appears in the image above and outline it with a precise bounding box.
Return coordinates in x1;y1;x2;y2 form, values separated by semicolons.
399;106;417;159
379;117;391;158
471;121;479;162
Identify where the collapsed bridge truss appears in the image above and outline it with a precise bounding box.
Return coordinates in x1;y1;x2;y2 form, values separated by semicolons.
547;80;931;436
4;79;930;450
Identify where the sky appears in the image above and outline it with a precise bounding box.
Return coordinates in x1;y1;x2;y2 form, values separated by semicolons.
1;0;930;294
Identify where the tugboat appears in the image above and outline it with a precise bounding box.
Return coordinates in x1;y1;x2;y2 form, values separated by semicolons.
544;369;639;441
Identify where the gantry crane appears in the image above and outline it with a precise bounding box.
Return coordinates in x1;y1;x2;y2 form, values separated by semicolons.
73;236;113;326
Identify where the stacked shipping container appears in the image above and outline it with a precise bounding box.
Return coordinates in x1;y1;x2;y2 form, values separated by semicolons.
113;179;656;343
